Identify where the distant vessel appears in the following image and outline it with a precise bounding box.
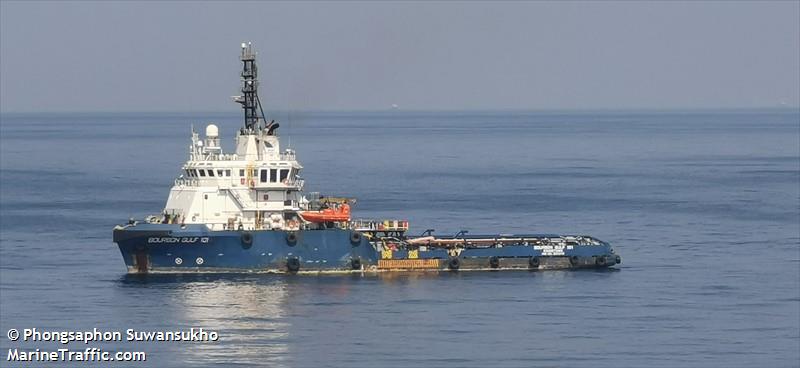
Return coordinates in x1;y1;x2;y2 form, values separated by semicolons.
113;43;621;273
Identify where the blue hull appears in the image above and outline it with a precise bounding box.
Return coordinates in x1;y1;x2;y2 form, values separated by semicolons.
113;223;620;273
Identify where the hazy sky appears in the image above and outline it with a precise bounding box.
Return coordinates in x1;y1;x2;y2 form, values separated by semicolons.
1;1;798;112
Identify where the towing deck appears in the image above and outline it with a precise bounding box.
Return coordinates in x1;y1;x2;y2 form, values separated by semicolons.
350;220;620;271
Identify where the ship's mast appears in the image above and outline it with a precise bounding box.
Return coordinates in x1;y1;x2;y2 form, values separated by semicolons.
238;42;261;133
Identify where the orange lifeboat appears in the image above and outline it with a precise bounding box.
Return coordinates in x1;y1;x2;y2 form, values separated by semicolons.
299;203;351;223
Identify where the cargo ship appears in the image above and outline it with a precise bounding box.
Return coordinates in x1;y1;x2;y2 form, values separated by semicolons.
112;43;621;273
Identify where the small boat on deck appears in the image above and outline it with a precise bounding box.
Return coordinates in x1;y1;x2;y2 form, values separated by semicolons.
299;203;351;223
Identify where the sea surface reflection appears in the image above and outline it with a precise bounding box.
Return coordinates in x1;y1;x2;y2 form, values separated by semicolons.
118;275;291;366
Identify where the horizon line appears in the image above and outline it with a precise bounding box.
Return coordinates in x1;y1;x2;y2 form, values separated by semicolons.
2;106;799;116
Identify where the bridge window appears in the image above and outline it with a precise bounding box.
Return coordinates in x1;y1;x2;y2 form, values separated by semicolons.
270;169;278;183
260;169;268;183
279;169;289;182
208;170;215;177
217;169;224;177
239;169;245;177
198;170;206;177
225;170;231;177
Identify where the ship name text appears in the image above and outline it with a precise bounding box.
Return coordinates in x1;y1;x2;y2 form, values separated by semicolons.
147;237;210;244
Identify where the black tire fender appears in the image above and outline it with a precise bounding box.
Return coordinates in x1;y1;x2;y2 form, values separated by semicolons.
351;258;362;270
241;232;253;249
286;232;298;246
489;256;500;268
529;256;540;268
350;231;362;245
448;257;461;271
569;255;579;266
286;257;300;272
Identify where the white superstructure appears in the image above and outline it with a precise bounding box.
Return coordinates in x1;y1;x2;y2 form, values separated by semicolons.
158;43;305;231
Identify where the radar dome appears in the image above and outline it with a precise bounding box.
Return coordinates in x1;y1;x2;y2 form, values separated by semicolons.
205;124;219;138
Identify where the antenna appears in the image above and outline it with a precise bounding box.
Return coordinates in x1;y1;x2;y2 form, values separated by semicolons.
236;42;262;133
287;109;292;149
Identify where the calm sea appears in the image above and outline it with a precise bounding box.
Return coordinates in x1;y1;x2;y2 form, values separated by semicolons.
1;110;798;367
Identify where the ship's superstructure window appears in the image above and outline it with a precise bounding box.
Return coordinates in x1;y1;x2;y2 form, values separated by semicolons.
279;169;289;182
260;169;268;183
208;170;215;177
226;170;231;177
239;169;245;177
199;170;206;177
270;169;278;183
217;170;224;177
